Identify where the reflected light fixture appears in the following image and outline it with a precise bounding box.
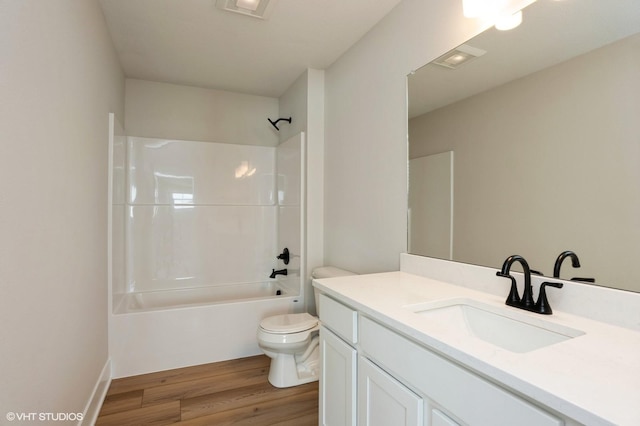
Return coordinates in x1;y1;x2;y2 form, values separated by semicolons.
462;0;532;30
462;0;486;18
235;161;257;178
215;0;276;19
494;10;522;30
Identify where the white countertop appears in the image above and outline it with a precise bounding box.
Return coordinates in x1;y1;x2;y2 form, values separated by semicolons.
313;271;640;426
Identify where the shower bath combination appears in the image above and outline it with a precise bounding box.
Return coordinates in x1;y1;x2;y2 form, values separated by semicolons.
108;113;306;377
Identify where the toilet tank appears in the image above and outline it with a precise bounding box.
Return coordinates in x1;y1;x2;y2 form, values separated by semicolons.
311;266;355;316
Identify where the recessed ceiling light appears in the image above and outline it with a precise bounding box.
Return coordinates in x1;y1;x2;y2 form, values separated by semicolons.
215;0;277;20
432;44;487;70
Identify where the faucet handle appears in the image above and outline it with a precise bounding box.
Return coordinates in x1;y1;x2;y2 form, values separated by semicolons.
276;248;290;265
571;277;595;283
534;281;563;315
496;272;521;307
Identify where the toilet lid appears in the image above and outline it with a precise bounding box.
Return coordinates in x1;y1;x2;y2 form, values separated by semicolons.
260;313;318;333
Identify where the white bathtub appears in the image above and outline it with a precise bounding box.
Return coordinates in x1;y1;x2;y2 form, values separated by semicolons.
116;281;289;313
109;281;301;378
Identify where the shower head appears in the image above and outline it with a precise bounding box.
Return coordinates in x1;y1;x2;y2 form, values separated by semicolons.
268;117;292;131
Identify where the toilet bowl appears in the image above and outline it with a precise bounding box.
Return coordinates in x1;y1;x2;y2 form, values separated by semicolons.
257;266;355;388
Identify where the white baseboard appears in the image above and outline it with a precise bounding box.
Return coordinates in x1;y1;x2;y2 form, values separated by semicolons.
80;358;112;425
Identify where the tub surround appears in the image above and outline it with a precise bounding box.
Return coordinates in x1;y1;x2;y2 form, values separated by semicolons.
313;254;640;425
108;130;307;378
125;136;278;293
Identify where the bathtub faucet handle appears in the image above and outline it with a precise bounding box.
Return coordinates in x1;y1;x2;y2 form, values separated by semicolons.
276;248;290;265
270;268;288;279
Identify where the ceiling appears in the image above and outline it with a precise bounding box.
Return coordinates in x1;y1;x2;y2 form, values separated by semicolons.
99;0;403;98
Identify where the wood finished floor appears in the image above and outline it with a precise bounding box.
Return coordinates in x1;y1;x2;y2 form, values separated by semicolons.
96;355;318;425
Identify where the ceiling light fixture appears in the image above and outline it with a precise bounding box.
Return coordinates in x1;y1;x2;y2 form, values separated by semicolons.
215;0;277;19
462;0;487;18
494;10;522;30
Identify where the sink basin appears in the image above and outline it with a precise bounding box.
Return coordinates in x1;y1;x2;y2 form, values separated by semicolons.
405;298;584;353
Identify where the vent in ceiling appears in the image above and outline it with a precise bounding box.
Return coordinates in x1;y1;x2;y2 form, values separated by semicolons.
215;0;277;20
432;44;487;70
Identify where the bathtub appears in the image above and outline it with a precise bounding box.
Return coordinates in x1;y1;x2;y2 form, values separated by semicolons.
109;281;301;378
116;281;289;313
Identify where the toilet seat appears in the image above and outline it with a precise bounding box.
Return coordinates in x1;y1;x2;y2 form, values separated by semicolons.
259;313;318;334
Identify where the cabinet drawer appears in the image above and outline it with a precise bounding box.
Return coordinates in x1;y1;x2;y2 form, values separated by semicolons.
359;316;562;426
319;293;358;344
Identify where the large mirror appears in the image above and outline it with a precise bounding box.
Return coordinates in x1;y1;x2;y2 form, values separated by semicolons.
408;0;640;292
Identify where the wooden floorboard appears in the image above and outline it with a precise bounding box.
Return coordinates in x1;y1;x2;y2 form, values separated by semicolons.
96;355;319;425
96;401;181;426
99;390;144;416
142;365;270;405
175;389;318;426
106;355;271;396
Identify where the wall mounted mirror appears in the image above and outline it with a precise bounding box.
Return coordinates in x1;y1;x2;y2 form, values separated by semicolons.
408;0;640;292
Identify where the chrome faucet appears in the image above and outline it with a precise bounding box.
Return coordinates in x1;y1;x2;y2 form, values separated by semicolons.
497;255;563;315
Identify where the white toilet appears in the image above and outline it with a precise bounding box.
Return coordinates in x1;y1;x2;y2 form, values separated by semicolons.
257;266;355;388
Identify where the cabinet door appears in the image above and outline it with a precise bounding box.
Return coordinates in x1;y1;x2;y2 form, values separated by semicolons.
358;356;423;426
431;408;461;426
320;325;357;426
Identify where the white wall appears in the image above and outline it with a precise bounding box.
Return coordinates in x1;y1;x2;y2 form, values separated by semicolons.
125;79;280;146
278;71;308;143
0;0;124;418
324;0;485;273
279;69;326;313
305;69;326;312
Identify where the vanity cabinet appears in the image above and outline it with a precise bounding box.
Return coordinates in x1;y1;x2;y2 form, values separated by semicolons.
359;316;563;426
318;292;570;426
319;294;357;426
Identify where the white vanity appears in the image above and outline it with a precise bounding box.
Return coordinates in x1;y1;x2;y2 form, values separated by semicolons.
313;254;640;426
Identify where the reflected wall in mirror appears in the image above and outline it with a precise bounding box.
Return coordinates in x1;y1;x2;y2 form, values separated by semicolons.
407;0;640;292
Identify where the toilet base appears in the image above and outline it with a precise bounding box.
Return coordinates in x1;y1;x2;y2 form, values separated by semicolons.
266;343;319;388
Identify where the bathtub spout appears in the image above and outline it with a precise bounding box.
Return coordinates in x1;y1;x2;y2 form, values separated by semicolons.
270;268;287;279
